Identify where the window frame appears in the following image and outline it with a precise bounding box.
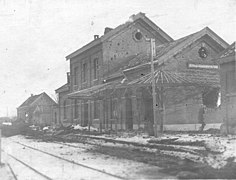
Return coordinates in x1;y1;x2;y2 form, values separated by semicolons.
82;63;87;83
93;58;99;80
74;66;78;86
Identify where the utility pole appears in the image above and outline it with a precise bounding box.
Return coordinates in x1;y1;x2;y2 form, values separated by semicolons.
150;38;158;137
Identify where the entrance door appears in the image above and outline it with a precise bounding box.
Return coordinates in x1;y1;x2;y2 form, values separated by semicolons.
126;98;133;130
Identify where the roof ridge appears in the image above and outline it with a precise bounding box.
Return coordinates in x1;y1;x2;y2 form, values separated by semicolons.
66;12;173;60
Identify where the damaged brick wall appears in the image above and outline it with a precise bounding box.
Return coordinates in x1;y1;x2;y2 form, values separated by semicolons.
102;21;166;77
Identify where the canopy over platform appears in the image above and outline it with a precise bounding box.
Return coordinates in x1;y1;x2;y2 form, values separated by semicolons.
67;82;120;100
127;69;220;88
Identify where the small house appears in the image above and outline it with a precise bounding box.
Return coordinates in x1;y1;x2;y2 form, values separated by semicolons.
17;92;57;126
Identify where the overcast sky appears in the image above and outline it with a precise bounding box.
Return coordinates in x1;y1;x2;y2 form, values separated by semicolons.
0;0;235;117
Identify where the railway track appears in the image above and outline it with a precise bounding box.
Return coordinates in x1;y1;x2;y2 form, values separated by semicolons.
7;140;127;180
2;150;53;180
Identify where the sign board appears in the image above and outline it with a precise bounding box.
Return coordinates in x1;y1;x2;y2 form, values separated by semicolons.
187;63;219;69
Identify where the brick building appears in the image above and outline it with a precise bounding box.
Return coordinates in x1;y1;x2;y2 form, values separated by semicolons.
56;12;229;131
17;92;58;126
121;27;228;131
56;12;173;126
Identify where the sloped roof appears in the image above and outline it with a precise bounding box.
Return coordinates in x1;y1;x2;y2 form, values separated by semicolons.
125;27;229;70
126;34;194;69
219;42;235;58
18;92;57;108
67;81;120;99
18;93;42;108
55;83;69;93
66;12;173;60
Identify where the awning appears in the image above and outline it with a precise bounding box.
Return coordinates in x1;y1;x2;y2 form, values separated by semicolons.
127;69;220;88
67;82;120;100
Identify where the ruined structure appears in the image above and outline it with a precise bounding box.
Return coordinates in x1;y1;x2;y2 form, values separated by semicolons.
56;13;229;131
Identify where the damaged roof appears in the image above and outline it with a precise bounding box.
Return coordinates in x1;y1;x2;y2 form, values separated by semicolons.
127;69;220;88
125;27;229;70
217;42;235;64
66;12;173;60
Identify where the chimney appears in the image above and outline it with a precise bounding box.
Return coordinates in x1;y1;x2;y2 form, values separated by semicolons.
67;72;70;84
127;14;135;22
104;27;113;35
94;35;99;40
31;94;34;97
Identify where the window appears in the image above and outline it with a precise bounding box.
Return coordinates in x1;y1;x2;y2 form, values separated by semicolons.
74;67;78;86
133;31;143;41
82;63;87;82
93;58;98;79
63;100;67;119
198;47;208;59
74;99;78;119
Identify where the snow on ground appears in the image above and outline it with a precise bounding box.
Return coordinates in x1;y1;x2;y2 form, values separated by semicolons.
160;134;236;169
79;132;236;169
72;124;98;131
1;135;174;180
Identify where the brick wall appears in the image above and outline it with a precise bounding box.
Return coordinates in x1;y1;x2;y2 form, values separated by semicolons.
70;44;103;91
102;21;166;77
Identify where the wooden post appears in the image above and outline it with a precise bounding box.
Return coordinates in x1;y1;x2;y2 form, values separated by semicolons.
136;97;141;129
91;101;94;127
160;87;164;133
150;38;158;137
99;100;104;133
121;97;126;130
81;102;84;126
88;100;91;133
131;95;138;130
114;98;118;133
107;98;111;130
117;98;122;131
80;101;83;126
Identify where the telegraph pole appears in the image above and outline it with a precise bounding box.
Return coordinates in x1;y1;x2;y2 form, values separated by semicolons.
150;38;158;137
